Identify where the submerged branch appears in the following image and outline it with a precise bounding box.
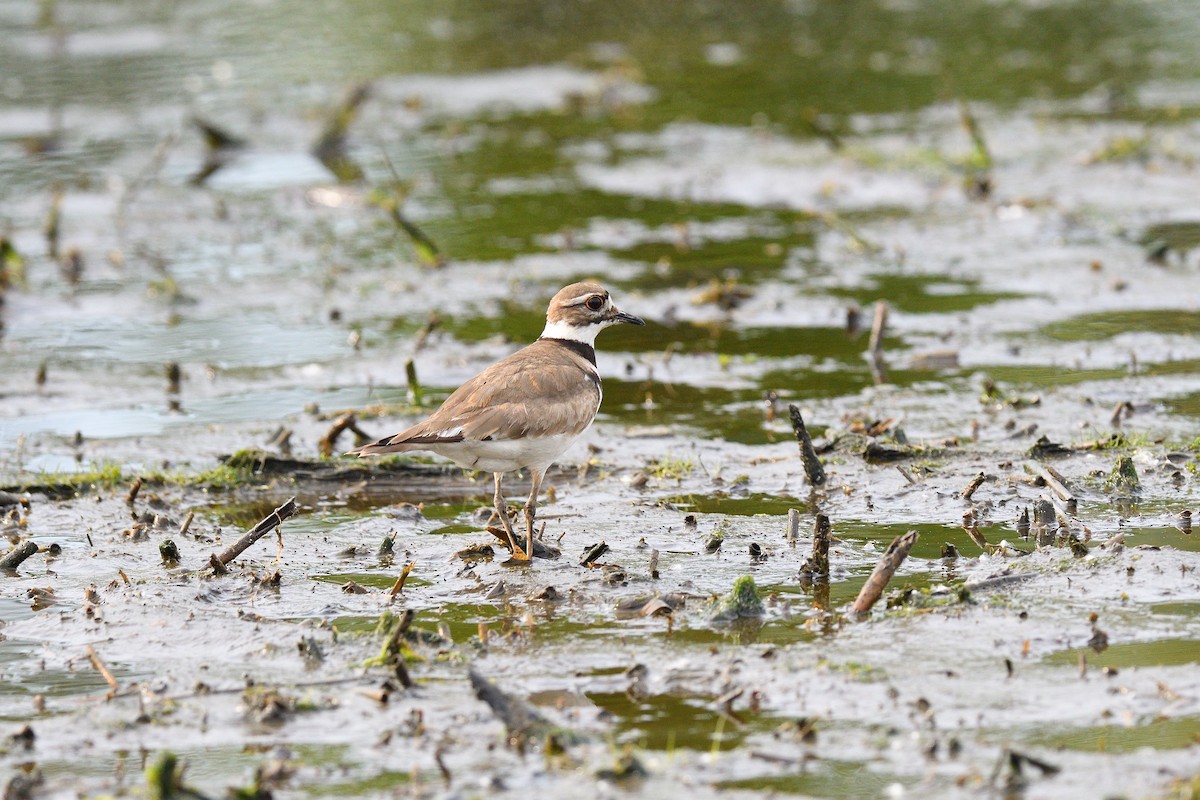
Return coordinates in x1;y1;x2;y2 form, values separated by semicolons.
208;497;297;571
850;530;918;618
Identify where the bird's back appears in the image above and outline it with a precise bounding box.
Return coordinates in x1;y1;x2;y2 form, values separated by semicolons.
354;338;602;454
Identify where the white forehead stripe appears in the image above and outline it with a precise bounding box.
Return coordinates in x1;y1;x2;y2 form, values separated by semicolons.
562;292;607;307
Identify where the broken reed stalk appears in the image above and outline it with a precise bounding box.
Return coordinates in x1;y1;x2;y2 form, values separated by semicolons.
387;205;446;268
209;497;297;571
802;513;833;612
1032;498;1057;548
958;100;993;170
811;514;831;571
388;561;415;600
867;301;888;358
0;540;39;571
380;609;415;688
580;541;609;566
405;358;423;405
849;530;918;617
86;645;120;695
1032;463;1077;514
320;413;372;457
467;667;550;744
321;83;370;146
786;508;800;546
787;404;826;486
957;99;994;200
961;472;985;501
963;514;990;552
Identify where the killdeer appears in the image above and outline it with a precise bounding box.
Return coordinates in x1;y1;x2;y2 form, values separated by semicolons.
349;281;644;560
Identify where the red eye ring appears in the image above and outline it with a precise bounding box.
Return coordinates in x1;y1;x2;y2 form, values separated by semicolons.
586;296;604;311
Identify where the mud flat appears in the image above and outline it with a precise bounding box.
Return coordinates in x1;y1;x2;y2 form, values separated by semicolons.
2;1;1200;797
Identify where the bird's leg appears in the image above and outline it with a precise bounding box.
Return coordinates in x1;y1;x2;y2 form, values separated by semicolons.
493;471;525;560
522;469;544;559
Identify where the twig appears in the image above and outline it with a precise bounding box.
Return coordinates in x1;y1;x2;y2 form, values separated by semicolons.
580;541;609;566
311;83;370;182
1031;463;1075;510
467;667;551;745
86;645;120;696
126;476;143;505
963;512;991;552
0;540;39;571
178;511;194;536
798;514;832;612
812;514;831;564
320;413;373;457
405;359;423;405
788;404;826;486
208;497;297;571
867;301;888;358
434;745;452;783
1110;400;1133;427
786;508;800;546
388;561;415;601
957;99;993;200
961;472;985;501
849;530;918;617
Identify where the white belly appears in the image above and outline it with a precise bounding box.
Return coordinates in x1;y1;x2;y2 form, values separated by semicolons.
429;432;582;473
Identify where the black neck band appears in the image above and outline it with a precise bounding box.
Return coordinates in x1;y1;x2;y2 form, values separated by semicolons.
542;337;597;366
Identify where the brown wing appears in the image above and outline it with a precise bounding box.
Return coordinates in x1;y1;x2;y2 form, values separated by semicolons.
350;341;600;454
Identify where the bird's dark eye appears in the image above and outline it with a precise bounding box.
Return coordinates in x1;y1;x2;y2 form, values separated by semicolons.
586;296;604;311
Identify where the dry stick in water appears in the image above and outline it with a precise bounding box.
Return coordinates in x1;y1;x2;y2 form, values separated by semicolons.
209;497;297;571
0;541;39;571
319;413;372;457
868;301;888;357
849;530;919;617
788;405;826;486
807;514;832;575
786;508;800;546
963;512;990;552
961;472;985;501
1032;463;1077;515
1032;497;1057;548
809;514;833;613
388;561;416;601
866;301;889;386
86;645;120;697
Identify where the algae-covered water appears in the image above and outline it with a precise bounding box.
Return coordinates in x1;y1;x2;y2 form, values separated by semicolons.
2;1;1200;798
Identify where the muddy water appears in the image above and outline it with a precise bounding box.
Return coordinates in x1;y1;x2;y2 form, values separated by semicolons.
3;0;1200;797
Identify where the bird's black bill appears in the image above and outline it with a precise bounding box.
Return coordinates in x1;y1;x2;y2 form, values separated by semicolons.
614;310;646;326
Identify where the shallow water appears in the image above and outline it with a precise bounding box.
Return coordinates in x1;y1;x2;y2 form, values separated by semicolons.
2;0;1200;797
